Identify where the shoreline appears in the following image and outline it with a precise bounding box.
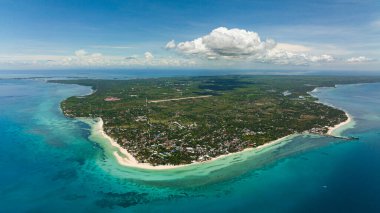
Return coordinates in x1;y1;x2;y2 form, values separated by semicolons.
86;84;356;171
309;85;355;137
327;112;352;136
91;111;354;171
92;117;294;170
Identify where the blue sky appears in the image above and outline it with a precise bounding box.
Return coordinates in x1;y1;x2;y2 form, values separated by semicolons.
0;0;379;71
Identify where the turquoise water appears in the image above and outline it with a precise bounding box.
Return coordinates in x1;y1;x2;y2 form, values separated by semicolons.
1;75;380;212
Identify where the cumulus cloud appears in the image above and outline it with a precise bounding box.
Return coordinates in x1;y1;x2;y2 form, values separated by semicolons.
165;40;176;49
309;54;335;62
346;56;374;63
144;52;154;61
6;27;373;69
167;27;335;65
0;50;195;68
175;27;276;59
74;49;87;57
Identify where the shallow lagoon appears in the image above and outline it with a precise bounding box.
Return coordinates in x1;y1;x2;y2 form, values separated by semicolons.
1;76;380;212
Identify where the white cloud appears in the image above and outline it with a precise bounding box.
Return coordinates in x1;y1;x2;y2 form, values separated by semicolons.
346;56;374;63
309;54;335;63
91;53;103;58
3;27;376;69
144;52;154;61
168;27;336;65
176;27;275;58
74;49;87;57
165;40;176;49
0;50;196;68
276;43;311;53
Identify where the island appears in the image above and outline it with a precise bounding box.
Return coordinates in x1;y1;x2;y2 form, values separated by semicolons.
49;75;380;166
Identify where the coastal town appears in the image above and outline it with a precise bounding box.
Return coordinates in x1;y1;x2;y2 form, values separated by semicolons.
51;76;380;166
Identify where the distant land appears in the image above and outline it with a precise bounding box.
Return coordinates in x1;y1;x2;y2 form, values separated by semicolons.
50;75;380;166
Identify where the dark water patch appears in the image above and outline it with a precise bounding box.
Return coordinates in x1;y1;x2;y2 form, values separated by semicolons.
51;169;78;181
27;128;50;136
45;137;68;147
61;194;87;201
65;157;87;166
95;191;149;209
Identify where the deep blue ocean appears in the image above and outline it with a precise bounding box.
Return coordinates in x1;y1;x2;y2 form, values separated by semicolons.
1;70;380;212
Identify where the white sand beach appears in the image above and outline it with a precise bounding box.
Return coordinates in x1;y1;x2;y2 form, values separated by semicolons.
88;86;355;171
92;118;294;170
309;86;355;137
327;112;353;136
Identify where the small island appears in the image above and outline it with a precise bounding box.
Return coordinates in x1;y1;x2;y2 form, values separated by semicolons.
50;75;380;167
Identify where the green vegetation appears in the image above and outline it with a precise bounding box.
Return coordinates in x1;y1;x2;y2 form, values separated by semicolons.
50;75;380;165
